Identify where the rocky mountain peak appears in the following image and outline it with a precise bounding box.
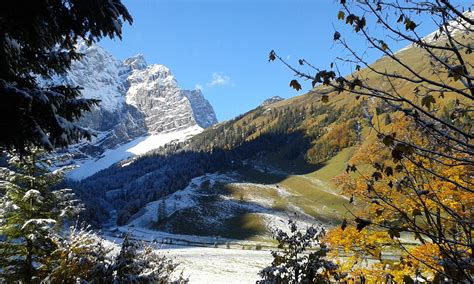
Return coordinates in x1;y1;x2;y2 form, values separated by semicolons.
65;41;126;112
124;54;147;70
55;43;218;177
182;89;218;128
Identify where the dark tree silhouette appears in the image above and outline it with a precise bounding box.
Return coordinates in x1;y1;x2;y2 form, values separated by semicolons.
0;0;132;153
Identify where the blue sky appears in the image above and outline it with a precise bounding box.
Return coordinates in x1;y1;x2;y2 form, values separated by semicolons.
100;0;441;121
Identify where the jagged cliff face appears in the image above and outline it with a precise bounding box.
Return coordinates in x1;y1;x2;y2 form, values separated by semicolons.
58;42;217;159
125;63;197;133
182;89;218;128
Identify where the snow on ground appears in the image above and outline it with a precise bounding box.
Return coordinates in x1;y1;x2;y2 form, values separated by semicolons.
128;125;202;154
396;11;473;54
67;125;202;180
164;246;271;283
128;173;235;228
104;225;272;283
102;234;272;284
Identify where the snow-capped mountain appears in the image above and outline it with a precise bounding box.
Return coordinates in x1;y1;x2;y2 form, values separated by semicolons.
57;42;217;179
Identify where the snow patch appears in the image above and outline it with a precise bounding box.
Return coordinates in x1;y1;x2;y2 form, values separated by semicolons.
128;173;232;227
67;125;203;180
101;234;272;284
396;11;473;54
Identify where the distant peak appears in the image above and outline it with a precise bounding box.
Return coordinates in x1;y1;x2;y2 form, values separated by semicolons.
261;96;284;106
124;54;147;70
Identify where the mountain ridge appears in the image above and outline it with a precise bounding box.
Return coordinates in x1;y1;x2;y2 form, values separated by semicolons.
54;42;217;179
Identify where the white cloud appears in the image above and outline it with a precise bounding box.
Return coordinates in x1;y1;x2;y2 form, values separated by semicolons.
195;84;204;91
207;72;232;87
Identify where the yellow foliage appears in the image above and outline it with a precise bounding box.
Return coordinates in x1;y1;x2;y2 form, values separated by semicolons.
327;116;473;281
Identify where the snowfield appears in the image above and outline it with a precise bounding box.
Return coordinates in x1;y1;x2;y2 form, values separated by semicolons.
67;125;202;180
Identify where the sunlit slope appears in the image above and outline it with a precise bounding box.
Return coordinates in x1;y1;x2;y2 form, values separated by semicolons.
189;32;473;174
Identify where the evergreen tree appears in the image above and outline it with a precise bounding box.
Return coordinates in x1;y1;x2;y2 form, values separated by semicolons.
0;150;83;283
0;0;132;153
157;202;162;223
258;220;339;283
157;198;166;223
114;234;142;281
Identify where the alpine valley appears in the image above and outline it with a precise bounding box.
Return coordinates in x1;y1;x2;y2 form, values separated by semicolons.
3;0;474;283
67;39;364;234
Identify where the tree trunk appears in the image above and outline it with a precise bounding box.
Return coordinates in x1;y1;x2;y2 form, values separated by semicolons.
24;239;33;284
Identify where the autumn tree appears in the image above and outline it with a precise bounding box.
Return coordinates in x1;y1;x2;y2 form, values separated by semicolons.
270;0;473;281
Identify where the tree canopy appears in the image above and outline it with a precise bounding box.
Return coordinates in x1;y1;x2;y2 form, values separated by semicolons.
0;0;132;153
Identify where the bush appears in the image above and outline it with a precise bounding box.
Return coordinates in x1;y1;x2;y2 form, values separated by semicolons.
39;229;187;283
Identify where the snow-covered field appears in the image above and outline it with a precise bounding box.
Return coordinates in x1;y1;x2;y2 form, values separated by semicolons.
103;233;272;283
164;246;271;283
68;125;202;180
97;164;341;283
